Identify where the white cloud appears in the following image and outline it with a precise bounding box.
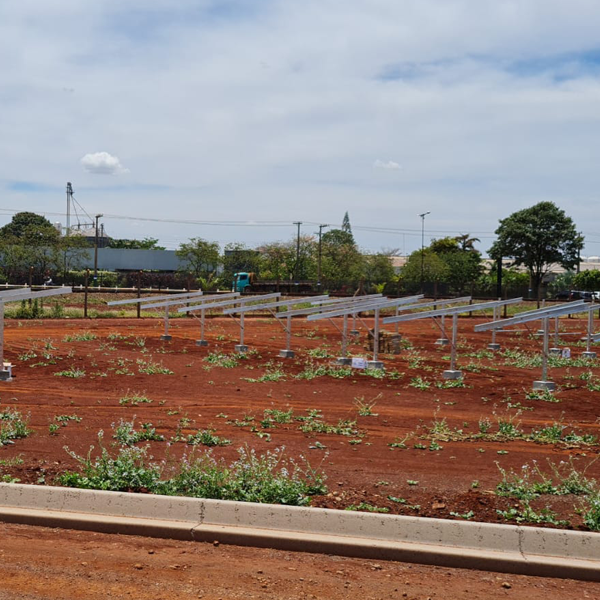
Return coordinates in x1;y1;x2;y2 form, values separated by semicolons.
374;159;402;170
80;152;129;175
2;1;600;254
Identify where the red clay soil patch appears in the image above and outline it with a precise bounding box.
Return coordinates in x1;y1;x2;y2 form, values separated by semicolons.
1;521;599;600
1;313;599;529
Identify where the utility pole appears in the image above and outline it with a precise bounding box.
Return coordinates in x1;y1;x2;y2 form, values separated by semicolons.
419;211;430;293
293;221;302;280
317;224;328;289
66;182;73;236
94;214;103;282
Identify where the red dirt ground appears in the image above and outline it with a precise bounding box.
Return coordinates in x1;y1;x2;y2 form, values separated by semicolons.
1;312;599;525
1;309;600;596
1;522;599;600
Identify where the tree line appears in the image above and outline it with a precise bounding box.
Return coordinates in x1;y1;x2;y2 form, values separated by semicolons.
0;203;593;298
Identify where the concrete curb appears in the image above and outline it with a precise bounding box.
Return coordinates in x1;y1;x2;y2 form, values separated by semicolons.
0;483;599;580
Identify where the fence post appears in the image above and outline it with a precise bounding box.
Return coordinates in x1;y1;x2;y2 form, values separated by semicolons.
137;271;142;319
84;269;89;318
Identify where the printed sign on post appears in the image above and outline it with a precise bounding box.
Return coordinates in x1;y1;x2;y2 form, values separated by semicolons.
351;357;367;369
561;348;571;359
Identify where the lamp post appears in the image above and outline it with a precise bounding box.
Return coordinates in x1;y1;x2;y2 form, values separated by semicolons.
317;224;328;289
94;214;103;282
293;221;302;280
419;211;430;293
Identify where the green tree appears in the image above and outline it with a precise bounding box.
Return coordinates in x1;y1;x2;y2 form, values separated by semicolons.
362;252;396;288
258;242;295;283
429;235;482;294
572;270;600;291
221;242;261;284
176;238;220;280
0;213;61;282
342;211;353;239
109;237;166;250
0;212;57;241
321;228;363;285
489;202;584;301
400;249;449;292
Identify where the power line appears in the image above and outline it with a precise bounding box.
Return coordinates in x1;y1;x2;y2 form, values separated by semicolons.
1;205;600;247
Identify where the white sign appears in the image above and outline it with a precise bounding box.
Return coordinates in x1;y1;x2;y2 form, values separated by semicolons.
351;357;367;369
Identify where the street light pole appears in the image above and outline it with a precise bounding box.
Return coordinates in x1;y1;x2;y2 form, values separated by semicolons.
94;214;103;282
419;211;430;293
317;224;328;289
293;221;302;280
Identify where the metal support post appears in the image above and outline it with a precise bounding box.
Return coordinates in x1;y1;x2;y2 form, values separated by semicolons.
443;313;462;379
279;314;294;358
350;310;359;336
235;312;248;353
337;313;351;365
549;316;561;356
488;306;500;350
367;308;384;369
0;303;10;380
160;305;172;340
533;317;555;391
582;308;597;359
196;308;208;346
436;313;450;345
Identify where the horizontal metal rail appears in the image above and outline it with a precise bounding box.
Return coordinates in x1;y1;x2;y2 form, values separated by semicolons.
222;295;329;315
474;301;590;332
142;292;239;311
307;295;424;321
383;297;523;324
178;292;282;314
108;290;205;307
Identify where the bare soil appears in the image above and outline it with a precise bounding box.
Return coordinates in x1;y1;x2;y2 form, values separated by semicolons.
1;522;599;600
0;311;599;596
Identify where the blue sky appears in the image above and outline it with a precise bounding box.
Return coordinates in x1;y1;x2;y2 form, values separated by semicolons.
1;0;600;256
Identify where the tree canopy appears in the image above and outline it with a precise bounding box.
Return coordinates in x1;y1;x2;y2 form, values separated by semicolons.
109;237;166;250
176;238;220;280
489;202;584;295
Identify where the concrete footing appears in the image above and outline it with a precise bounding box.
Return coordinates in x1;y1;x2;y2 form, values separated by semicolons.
533;380;556;391
160;335;172;341
350;330;360;336
582;351;597;360
549;348;561;356
196;340;208;347
336;357;352;366
487;343;501;351
366;360;384;370
0;366;12;381
278;350;295;359
1;484;599;581
443;370;462;380
435;338;450;346
235;345;248;353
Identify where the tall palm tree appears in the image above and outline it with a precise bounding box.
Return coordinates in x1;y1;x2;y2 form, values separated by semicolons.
454;234;480;252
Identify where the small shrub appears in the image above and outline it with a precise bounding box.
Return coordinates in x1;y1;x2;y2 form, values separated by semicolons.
186;429;231;447
113;418;164;445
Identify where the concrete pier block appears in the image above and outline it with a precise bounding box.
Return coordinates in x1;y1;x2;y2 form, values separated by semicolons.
367;360;384;370
442;370;462;380
533;380;556;391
